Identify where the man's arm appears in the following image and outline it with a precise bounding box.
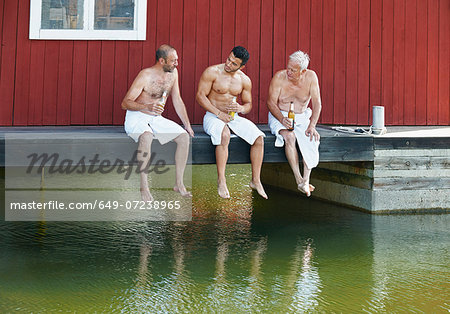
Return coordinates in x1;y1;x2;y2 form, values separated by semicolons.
232;76;252;114
196;67;231;123
171;69;194;137
305;71;322;141
267;73;291;128
121;71;148;111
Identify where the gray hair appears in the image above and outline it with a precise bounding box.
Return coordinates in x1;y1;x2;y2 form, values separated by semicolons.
289;51;310;70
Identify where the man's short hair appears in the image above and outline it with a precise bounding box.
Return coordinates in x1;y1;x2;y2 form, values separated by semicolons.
231;46;250;66
289;51;310;70
156;44;175;62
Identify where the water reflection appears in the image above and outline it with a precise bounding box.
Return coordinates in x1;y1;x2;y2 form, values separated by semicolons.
0;165;448;312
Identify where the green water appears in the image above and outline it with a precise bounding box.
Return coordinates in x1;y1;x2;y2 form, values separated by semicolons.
1;165;449;312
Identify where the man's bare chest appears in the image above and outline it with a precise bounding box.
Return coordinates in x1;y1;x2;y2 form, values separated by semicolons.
280;83;310;103
143;76;175;98
212;75;242;95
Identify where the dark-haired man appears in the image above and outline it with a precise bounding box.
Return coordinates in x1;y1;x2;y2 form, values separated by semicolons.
122;44;194;201
196;46;267;199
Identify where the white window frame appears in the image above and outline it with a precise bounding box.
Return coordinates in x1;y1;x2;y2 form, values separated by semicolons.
29;0;147;40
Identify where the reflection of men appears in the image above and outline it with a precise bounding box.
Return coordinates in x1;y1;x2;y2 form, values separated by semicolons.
267;51;321;197
122;44;194;201
196;46;267;199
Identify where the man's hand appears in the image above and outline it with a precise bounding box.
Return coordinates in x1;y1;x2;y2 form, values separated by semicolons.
226;100;242;114
185;125;195;137
217;111;232;123
146;101;164;115
305;125;320;141
281;117;293;129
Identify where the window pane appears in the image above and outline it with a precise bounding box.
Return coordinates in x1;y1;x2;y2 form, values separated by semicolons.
41;0;84;29
95;0;134;30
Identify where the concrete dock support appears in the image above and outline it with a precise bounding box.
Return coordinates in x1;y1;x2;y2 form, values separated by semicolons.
262;147;450;213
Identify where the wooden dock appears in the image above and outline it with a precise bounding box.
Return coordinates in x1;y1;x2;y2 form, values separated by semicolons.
1;125;449;213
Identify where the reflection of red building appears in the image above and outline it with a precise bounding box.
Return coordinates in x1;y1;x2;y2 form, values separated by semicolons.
0;0;448;126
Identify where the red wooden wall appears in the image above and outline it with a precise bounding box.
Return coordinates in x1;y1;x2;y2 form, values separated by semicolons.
0;0;448;126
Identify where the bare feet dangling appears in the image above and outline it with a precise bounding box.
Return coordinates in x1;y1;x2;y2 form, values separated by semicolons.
173;185;192;197
140;188;154;202
250;181;268;199
297;182;311;197
218;180;230;199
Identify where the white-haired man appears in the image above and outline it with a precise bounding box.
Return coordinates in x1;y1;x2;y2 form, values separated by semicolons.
267;50;322;196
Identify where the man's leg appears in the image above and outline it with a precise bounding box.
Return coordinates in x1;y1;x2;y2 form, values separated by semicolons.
280;130;314;196
138;131;153;201
249;135;268;199
300;164;313;196
216;126;230;198
173;132;192;197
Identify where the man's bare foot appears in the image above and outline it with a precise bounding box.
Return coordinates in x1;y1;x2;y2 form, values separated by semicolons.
140;188;154;201
173;185;192;197
297;182;311;197
310;184;315;191
250;181;268;199
218;181;230;199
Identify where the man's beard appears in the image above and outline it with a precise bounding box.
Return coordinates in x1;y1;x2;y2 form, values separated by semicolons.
163;65;174;72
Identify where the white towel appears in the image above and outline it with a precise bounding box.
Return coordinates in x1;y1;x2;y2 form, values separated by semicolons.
124;110;186;144
268;109;320;169
203;111;265;145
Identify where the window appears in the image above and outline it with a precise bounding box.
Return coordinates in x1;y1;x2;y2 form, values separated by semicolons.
29;0;147;40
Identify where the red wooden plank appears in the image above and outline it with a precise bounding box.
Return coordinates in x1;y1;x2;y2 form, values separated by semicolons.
298;0;310;53
221;0;235;60
169;0;184;124
426;0;439;124
246;0;261;122
181;0;197;123
85;41;101;125
28;41;45;125
404;0;417;125
357;0;371;125
259;0;274;122
438;0;449;125
273;0;286;73
309;0;322;122
42;41;60;125
98;41;115;125
369;0;382;124
285;0;298;58
415;0;427;125
156;0;171;46
0;0;18;125
0;0;4;65
71;42;88;124
393;0;405;125
381;0;394;125
128;42;143;88
208;0;223;66
345;0;358;124
113;42;129;125
142;0;157;68
235;0;248;48
321;0;335;124
13;0;31;126
194;0;210;124
56;41;74;125
334;0;347;124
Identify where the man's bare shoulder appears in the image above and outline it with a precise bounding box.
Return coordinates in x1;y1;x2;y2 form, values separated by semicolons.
237;70;251;84
305;69;318;81
272;69;287;81
202;64;222;76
